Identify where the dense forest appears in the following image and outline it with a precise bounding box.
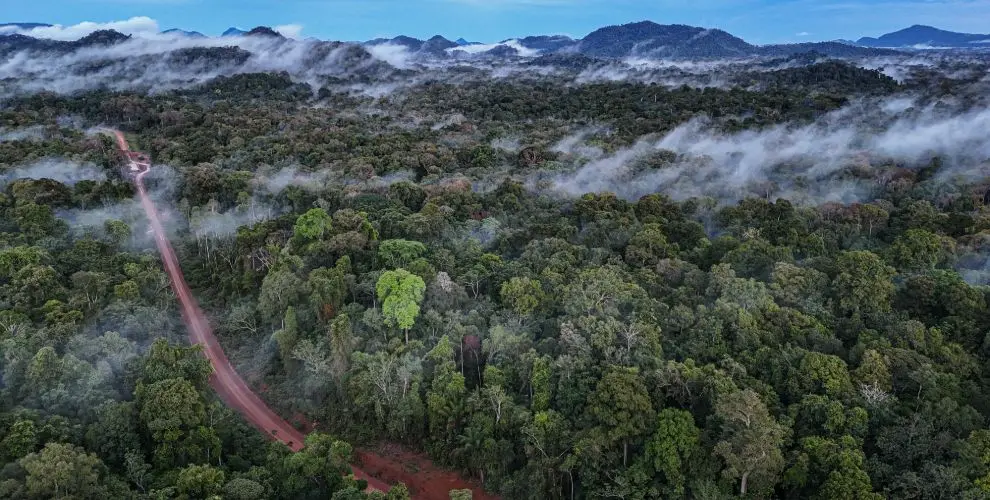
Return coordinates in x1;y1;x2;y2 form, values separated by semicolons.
3;48;990;500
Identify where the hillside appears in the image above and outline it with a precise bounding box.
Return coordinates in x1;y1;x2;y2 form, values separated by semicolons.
858;24;990;48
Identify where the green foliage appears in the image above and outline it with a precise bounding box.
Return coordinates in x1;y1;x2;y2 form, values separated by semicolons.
376;269;427;338
378;239;428;269
19;442;108;499
834;250;896;317
176;464;226;499
292;207;333;253
643;409;700;496
887;228;946;271
499;277;545;316
5;67;990;500
273;307;300;372
586;367;655;466
714;389;788;496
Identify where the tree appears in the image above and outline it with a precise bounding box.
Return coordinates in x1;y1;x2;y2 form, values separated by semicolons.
500;277;545;317
785;435;881;500
561;266;643;318
137;377;209;468
308;259;351;322
224;478;267;500
378;239;427;269
329;313;355;384
276;432;356;498
14;202;65;241
385;482;411;500
587;366;655;466
798;351;855;400
124;450;152;493
833;250;895;317
273;307;300;372
0;419;38;462
887;229;945;271
531;355;552;412
625;223;676;267
713;389;788;496
376;269;426;343
643;409;701;497
19;442;106;499
522;410;574;498
141;338;212;389
0;246;48;279
85;402;141;468
389;181;426;211
258;269;304;323
176;464;226;499
425;336;467;457
292;207;332;246
770;262;830;318
25;346;62;394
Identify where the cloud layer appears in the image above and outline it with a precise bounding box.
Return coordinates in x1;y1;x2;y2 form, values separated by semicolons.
548;97;990;204
0;17;162;40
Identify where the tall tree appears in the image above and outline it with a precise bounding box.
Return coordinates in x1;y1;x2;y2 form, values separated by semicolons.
833;250;895;318
713;389;788;497
376;269;426;343
586;366;655;466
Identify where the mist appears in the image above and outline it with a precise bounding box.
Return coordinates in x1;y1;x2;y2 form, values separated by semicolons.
0;28;388;96
0;126;47;142
0;159;107;185
547;97;990;205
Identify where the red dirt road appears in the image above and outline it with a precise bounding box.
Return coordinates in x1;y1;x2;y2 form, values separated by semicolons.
112;129;496;500
116;130;388;491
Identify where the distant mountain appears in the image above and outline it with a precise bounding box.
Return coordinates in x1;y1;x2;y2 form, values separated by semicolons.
366;34;459;57
367;22;896;60
162;28;206;38
0;22;51;30
0;29;130;56
244;26;283;38
516;35;575;52
577;21;754;58
422;35;458;54
1;19;903;64
76;29;131;46
857;25;990;48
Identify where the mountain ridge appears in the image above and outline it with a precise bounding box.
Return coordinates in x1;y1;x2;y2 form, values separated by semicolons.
0;20;906;59
857;24;990;48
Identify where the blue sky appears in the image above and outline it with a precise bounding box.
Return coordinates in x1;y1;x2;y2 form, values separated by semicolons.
5;0;990;44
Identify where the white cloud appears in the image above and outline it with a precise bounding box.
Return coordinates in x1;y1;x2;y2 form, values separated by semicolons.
446;39;541;57
1;17;161;40
275;24;304;39
366;43;415;68
796;31;811;36
550;98;990;205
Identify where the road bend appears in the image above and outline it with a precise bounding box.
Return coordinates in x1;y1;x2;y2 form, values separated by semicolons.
110;130;388;492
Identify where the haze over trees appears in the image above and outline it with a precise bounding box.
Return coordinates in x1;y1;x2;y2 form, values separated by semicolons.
3;21;990;500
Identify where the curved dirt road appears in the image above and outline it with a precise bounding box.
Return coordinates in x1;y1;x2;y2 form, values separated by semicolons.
112;130;388;492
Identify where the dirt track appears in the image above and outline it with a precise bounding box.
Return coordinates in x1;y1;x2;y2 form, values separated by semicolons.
113;129;495;499
116;130;388;491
